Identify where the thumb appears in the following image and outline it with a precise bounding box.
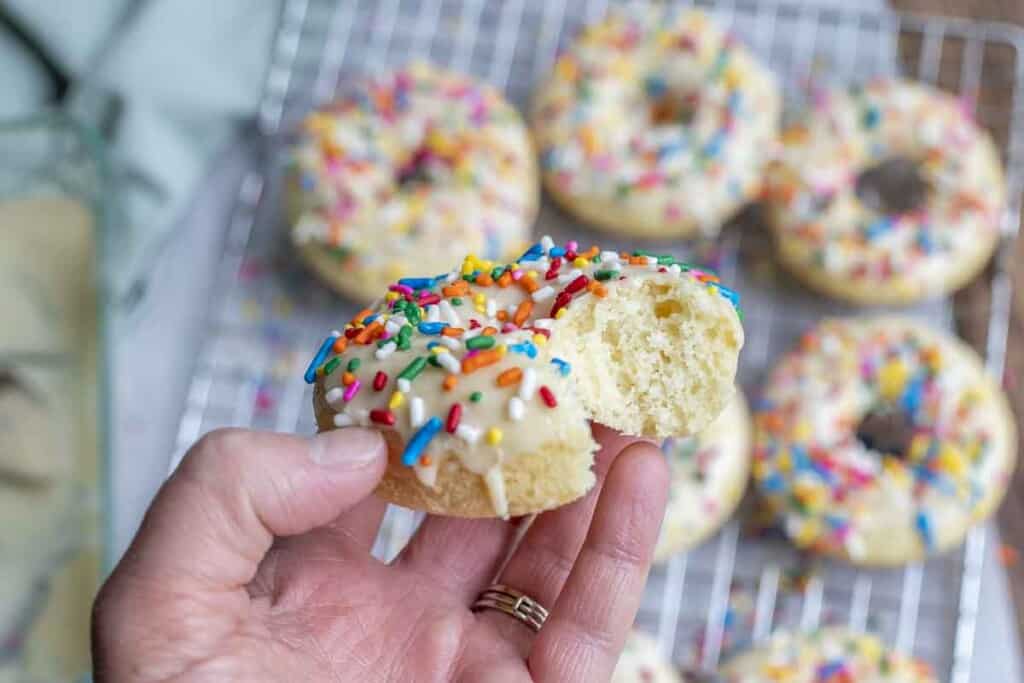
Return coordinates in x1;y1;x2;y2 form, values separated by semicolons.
113;427;386;591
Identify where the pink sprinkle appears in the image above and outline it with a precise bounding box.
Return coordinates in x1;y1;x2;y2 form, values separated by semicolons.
343;379;361;402
501;323;517;333
665;203;682;220
566;240;578;252
511;269;524;281
390;284;414;295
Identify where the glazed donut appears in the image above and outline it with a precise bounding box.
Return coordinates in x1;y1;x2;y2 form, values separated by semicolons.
613;630;683;683
763;79;1005;305
531;7;780;239
752;317;1016;566
654;391;751;561
310;236;743;517
287;62;538;302
719;627;936;682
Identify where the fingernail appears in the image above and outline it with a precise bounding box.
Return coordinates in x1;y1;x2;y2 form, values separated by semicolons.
309;428;385;468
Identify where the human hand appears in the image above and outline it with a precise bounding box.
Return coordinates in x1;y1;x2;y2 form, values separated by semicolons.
92;425;668;682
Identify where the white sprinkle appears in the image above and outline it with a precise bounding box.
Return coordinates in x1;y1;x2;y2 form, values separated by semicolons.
330;329;342;338
533;318;556;329
444;271;458;283
519;368;537;400
410;397;425;428
439;336;461;350
352;409;370;426
391;315;408;328
439;300;460;326
456;423;482;445
541;235;555;250
508;397;525;421
518;259;548;271
532;286;556;302
645;256;658;266
333;412;354;427
557;268;582;284
398;378;412;393
668;264;681;275
436;352;460;374
375;342;397;360
325;387;345;408
600;250;620;263
486;299;497;318
463;326;483;339
384;319;403;336
426;305;440;323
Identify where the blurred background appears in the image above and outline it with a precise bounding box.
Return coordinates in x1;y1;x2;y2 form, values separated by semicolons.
2;0;1024;681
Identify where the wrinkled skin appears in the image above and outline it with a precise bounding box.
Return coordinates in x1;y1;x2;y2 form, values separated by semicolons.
92;425;668;683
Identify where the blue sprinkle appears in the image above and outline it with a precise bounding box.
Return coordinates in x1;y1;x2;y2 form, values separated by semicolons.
549;246;566;258
761;472;787;493
398;277;436;290
790;445;811;470
863;106;882;129
817;661;846;680
303;333;338;384
402;416;443;466
708;281;741;308
300;173;317;191
702;130;727;158
519;242;544;261
418;322;447;335
901;376;925;414
539;147;558;170
915;511;934;549
657;141;686;160
865;217;894;241
509;341;538;358
551;357;572;376
727;91;743;113
363;313;379;324
916;230;935;253
644;75;668;98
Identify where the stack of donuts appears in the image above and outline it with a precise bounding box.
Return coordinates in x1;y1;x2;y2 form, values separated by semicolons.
286;4;1016;680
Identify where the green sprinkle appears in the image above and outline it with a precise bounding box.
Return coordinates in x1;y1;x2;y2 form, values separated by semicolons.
469;391;483;403
632;249;655;257
657;255;676;265
428;355;442;368
376;338;391;348
466;335;495;350
595;269;619;281
490;266;505;280
406;306;422;325
346;358;361;372
323;357;340;375
398;356;428;381
397;324;413;351
451;297;463;306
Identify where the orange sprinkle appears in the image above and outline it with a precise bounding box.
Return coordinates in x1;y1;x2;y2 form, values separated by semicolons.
351;308;374;325
497;271;513;287
354;320;383;344
482;326;498;336
628;256;647;266
496;310;509;322
579;245;599;260
462;349;503;373
496;367;523;387
475;273;494;286
419;455;432;467
442;281;469;297
589;282;608;298
1000;544;1020;567
342;372;356;386
441;327;464;337
513;300;534;326
332;336;348;354
520;275;540;294
442;375;459;391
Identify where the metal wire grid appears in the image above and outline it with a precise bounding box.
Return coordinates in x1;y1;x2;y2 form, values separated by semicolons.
172;1;1024;680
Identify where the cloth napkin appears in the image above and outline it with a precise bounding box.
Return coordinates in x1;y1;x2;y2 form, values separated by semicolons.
0;0;281;306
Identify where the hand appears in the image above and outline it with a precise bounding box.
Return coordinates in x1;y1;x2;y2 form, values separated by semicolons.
92;425;669;682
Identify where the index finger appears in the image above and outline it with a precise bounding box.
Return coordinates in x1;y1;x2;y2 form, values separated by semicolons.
528;441;669;683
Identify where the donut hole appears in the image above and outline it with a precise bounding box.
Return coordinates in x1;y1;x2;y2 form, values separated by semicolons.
645;77;699;128
547;276;742;438
855;407;916;459
395;147;445;189
855;157;930;215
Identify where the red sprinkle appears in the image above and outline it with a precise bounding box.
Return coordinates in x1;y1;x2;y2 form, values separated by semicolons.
446;403;462;433
369;408;396;426
565;274;589;294
419;293;441;306
550;290;573;317
545;256;563;280
539;386;557;408
373;371;388;391
469;319;481;329
344;327;360;339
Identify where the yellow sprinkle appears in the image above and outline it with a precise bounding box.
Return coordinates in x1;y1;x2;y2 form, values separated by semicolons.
389;391;405;409
753;461;769;479
792;420;812;442
878;360;909;401
573;256;588;268
430;346;447;355
939;445;967;476
532;334;547;346
858;636;882;662
496;344;507;357
777;450;792;473
555;56;578;81
908;435;931;462
385;291;400;302
486;427;503;445
794;519;822;547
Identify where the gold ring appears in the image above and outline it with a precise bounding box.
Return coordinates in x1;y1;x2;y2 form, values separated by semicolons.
471;584;549;633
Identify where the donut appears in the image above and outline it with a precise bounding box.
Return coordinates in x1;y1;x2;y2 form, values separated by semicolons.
613;630;683;683
763;79;1005;305
310;236;744;517
531;7;780;239
719;627;936;682
286;62;538;302
752;317;1016;566
654;391;751;561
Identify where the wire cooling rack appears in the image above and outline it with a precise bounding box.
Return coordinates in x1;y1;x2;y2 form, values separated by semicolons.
172;1;1024;680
